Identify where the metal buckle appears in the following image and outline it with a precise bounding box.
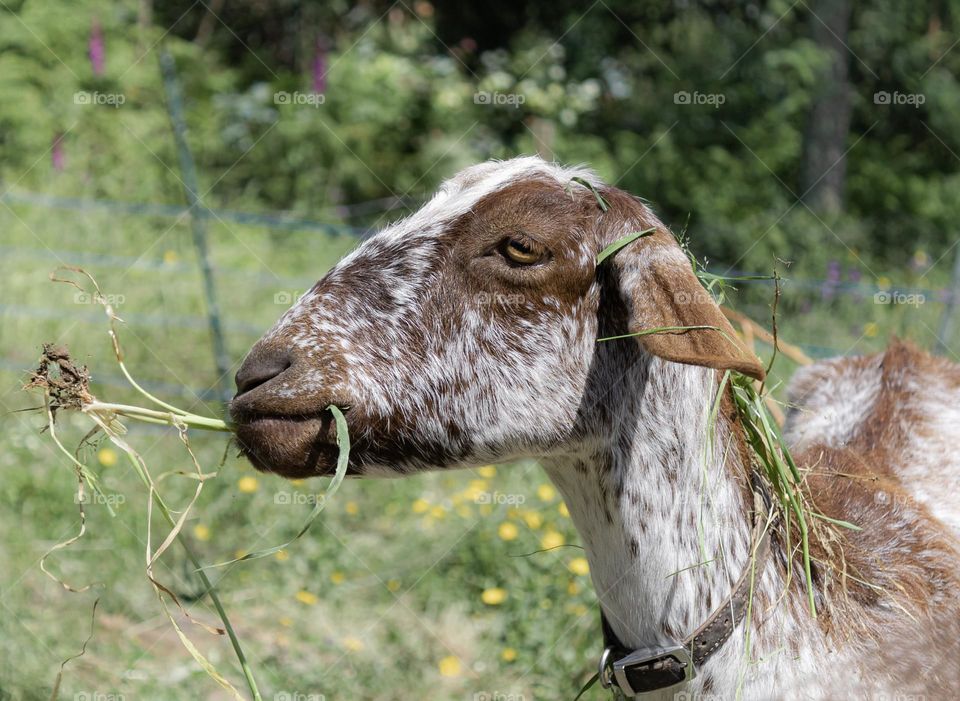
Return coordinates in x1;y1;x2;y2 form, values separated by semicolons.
598;647;615;689
611;645;695;697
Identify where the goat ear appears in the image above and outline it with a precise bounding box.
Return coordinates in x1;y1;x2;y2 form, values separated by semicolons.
597;197;765;381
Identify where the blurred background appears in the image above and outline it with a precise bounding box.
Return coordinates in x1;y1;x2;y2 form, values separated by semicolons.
1;0;958;699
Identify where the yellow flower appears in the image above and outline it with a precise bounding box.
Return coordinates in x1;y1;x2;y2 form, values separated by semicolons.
97;447;117;467
568;557;590;576
501;647;517;662
345;501;359;516
464;478;489;501
275;550;289;561
430;505;446;519
295;590;318;605
537;484;556;502
567;581;581;595
412;498;430;514
330;571;345;584
192;524;211;542
479;504;493;516
877;275;892;290
238;476;259;493
522;511;542;530
342;636;365;652
568;604;588;617
481;587;508;605
558;502;570;518
863;322;879;338
279;616;293;627
387;579;401;592
478;465;497;478
438;655;461;677
162;249;179;265
498;522;519;541
541;530;565;550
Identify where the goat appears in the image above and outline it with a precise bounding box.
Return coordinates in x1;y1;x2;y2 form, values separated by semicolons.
230;156;960;700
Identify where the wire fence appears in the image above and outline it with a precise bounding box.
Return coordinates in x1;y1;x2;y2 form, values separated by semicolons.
2;49;958;400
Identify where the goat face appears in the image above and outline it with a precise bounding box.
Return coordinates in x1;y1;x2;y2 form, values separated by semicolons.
231;157;763;478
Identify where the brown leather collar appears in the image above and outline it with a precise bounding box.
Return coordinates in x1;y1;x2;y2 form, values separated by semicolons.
598;476;774;697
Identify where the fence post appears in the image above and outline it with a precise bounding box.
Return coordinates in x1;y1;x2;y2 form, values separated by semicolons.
937;242;960;356
158;47;232;402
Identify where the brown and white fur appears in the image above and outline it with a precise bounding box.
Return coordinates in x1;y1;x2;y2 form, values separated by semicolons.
231;157;960;700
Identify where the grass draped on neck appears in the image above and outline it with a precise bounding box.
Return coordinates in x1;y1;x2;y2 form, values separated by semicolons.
595;230;857;618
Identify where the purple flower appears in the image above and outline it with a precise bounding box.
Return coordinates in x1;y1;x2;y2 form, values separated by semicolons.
826;260;840;283
89;19;105;76
52;132;65;171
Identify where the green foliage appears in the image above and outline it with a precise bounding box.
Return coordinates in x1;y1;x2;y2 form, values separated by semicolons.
0;1;959;698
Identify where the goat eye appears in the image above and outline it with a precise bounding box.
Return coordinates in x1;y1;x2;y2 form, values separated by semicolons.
500;237;545;265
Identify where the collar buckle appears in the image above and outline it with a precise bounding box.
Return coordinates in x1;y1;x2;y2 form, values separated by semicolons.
610;644;695;697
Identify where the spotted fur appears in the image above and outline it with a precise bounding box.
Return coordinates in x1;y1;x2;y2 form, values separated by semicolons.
232;156;960;699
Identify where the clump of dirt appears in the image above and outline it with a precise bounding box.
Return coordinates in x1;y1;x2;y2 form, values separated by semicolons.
27;344;94;419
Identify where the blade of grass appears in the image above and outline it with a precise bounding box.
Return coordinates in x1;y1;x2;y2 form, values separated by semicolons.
202;404;350;568
596;228;655;265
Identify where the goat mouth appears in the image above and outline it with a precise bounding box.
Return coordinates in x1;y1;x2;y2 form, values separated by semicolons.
231;410;348;479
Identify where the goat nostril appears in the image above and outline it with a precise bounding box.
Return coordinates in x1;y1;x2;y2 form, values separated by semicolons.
234;350;293;396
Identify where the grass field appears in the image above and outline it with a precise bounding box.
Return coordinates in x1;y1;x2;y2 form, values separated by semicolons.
0;199;951;700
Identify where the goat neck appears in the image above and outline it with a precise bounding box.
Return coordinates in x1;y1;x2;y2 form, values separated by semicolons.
543;354;763;663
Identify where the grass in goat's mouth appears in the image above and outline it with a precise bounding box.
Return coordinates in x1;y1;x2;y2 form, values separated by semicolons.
25;267;350;701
